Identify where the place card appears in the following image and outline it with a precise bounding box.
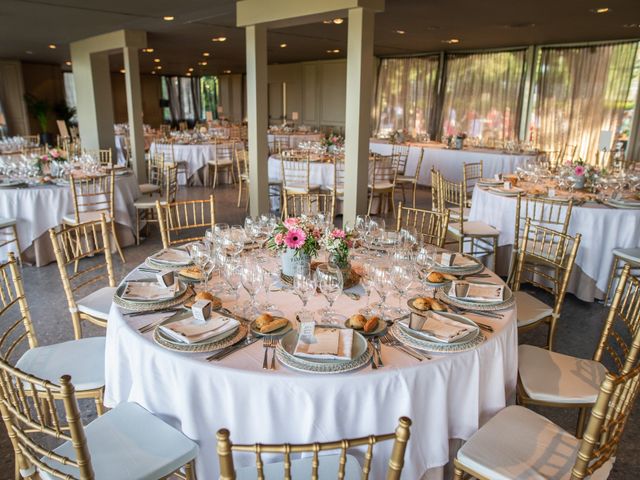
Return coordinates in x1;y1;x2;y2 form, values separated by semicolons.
440;252;455;266
503;181;512;190
494;173;502;181
156;269;175;287
191;299;212;324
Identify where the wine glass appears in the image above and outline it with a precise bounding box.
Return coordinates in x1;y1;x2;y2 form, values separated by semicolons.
416;244;436;293
187;242;208;288
389;263;413;317
315;263;344;324
240;257;263;317
371;262;391;317
293;264;316;320
358;262;375;316
223;226;246;257
223;258;242;305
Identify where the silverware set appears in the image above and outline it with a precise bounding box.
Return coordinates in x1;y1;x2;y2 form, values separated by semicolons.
262;338;278;370
206;336;259;361
447;304;504;320
136;309;183;334
380;333;431;361
369;336;384;368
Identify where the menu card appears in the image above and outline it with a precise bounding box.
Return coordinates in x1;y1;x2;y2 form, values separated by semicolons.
294;324;353;360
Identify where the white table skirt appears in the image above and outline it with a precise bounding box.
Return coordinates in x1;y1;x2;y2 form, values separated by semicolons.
105;261;517;479
268;133;324;149
369;140;538;187
0;173;140;263
468;186;640;302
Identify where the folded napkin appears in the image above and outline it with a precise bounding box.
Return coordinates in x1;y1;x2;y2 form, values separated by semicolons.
450;281;504;303
294;325;354;361
122;281;178;301
478;178;503;185
437;253;476;268
150;248;192;265
159;314;239;344
407;312;474;343
489;186;524;195
609;198;640;207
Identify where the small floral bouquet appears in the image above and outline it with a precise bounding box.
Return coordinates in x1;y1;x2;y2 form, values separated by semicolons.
39;148;68;164
389;129;407;144
322;228;354;269
322;134;344;148
268;217;322;257
565;158;600;188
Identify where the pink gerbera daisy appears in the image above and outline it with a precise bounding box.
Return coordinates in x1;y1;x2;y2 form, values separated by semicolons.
331;228;346;239
574;165;585;176
274;233;284;245
284;228;306;249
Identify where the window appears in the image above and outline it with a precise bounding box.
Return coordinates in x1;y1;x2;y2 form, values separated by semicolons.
63;72;77;123
161;76;203;124
200;76;219;120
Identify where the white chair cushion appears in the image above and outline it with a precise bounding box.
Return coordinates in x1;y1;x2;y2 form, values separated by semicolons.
62;211;111;224
518;345;607;404
16;337;105;392
134;196;166;209
396;175;416;184
368;182;394;190
207;159;233;166
285;184;320;194
77;287;118;321
235;453;362;480
448;221;499;237
457;405;613;480
139;183;160;194
514;291;554;328
0;217;17;228
449;207;471;220
40;402;198;480
613;247;640;264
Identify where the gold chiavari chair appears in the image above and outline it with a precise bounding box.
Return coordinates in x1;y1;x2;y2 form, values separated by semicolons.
83;148;112;166
274;134;291;152
391;143;410;176
157;195;217;248
509;218;581;350
284;192;335;219
507;194;574;284
268;137;278;155
462;161;483;209
0;365;198;480
453;365;640;480
367;153;398;218
155;138;187;185
326;156;345;205
430;168;443;213
63;171;125;263
228;125;242;140
396;202;450;248
49;216;116;340
395;147;424;209
138;153;165;196
0;252;105;424
134;165;178;245
160;124;171;137
561;144;578;163
207;140;237;187
605;249;640;306
438;173;499;267
281;154;319;218
518;264;640;438
217;417;412;480
61;137;82;159
0;218;22;265
236;148;250;209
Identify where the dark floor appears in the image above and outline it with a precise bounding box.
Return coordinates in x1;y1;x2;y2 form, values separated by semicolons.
0;184;637;479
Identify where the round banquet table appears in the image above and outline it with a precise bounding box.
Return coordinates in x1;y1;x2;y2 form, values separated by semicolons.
468;185;640;302
369;139;539;187
268;132;324;149
104;256;517;479
0;172;140;266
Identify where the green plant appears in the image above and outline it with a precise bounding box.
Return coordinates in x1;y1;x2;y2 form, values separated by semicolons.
23;94;50;133
53;101;76;127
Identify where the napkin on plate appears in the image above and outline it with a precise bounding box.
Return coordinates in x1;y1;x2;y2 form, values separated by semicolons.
294;325;354;361
159;314;239;344
437;253;476;267
150;248;192;265
450;281;504;302
407;311;475;343
122;281;178;301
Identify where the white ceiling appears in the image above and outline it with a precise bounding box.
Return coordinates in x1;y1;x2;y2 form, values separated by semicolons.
0;0;639;75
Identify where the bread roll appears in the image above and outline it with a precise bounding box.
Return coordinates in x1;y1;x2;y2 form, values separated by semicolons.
427;272;444;283
413;297;432;311
195;291;215;302
348;314;367;329
364;316;379;333
255;313;274;329
441;273;457;281
180;266;203;280
260;317;288;333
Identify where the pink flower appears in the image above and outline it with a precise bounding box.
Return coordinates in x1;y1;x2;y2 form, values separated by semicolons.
274;233;284;245
331;228;346;239
346;240;354;248
50;149;60;158
284;229;306;249
574;165;585;176
40;155;50;163
283;217;300;228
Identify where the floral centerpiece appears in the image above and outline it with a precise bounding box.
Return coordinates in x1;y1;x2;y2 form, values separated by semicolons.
36;148;67;175
268;218;322;276
454;132;467;150
321;228;354;271
566;158;599;189
322;134;344;152
389;129;408;144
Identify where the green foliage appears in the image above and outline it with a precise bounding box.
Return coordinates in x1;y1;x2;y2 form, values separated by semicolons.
23;94;50;133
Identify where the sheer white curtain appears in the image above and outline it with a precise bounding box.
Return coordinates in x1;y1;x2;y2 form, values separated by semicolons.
530;42;639;165
373;56;440;137
440;50;527;142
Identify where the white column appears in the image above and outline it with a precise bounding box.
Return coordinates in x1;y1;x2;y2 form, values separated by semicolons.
123;46;145;176
246;24;270;216
343;7;375;224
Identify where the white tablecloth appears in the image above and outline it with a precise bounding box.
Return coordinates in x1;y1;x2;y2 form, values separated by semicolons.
268;133;323;149
115;134;154;166
268;154;334;187
468;186;640;302
369;140;538;187
0;173;140;263
104;259;517;479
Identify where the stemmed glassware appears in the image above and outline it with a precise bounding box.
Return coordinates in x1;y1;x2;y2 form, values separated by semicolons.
315;263;344;324
389;263;413;317
358;262;375;316
292;264;316;321
371;262;391;318
223;258;242;305
240;257;263;317
222;226;246;257
187;242;209;290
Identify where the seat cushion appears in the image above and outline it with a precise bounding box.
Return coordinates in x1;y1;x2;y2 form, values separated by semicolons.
139;183;160;195
284;184;320;194
457;405;594;480
235;453;362;480
77;287;118;321
613;247;640;264
514;291;554;328
448;221;499;237
207;159;233;166
40;402;198;480
62;211;111;224
134;196;166;209
16;337;105;392
449;207;471;220
0;217;17;228
518;345;607;404
396;175;416;184
368;182;394;190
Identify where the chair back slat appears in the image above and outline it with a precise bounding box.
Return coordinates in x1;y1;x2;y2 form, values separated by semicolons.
83;148;112;166
462;161;483;202
369;154;397;189
69;172;115;223
284;193;335;220
391;144;410;175
147;153;165;189
281;154;311;192
396;203;450;248
156;195;217;248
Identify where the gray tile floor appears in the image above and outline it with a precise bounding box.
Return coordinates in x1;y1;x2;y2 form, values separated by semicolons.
0;184;637;479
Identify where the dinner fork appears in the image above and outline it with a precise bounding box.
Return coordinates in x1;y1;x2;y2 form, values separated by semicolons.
381;333;430;361
262;338;271;370
269;338;278;370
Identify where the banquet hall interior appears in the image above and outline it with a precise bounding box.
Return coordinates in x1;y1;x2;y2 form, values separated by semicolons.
1;0;640;478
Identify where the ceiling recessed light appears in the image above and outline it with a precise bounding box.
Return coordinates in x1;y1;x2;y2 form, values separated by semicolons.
333;18;344;24
153;58;161;63
151;71;156;75
591;7;610;13
198;61;208;66
223;69;231;74
323;20;332;24
146;48;154;53
395;30;405;34
48;44;56;49
156;65;162;70
25;50;33;55
203;52;210;57
188;67;194;72
186;72;192;76
212;36;227;42
442;38;460;44
65;61;72;66
120;69;126;74
280;43;287;48
163;15;174;21
326;49;341;53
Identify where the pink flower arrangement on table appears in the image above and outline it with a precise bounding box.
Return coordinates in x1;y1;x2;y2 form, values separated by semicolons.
565;158;598;179
39;148;68;164
268;217;322;258
321;228;354;269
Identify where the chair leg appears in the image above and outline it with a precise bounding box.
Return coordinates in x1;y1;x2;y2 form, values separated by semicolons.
547;315;558;351
185;460;196;480
135;209;141;246
111;224;126;264
237;182;243;208
411;183;417;208
11;225;22;265
604;256;620;306
576;407;589;439
453;465;465;480
213;165;218;188
95;390;105;416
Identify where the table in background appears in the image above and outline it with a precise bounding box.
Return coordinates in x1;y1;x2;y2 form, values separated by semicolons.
104;258;517;479
0;173;140;266
468;185;640;302
268;132;324;149
114;133;154;166
369;140;539;186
